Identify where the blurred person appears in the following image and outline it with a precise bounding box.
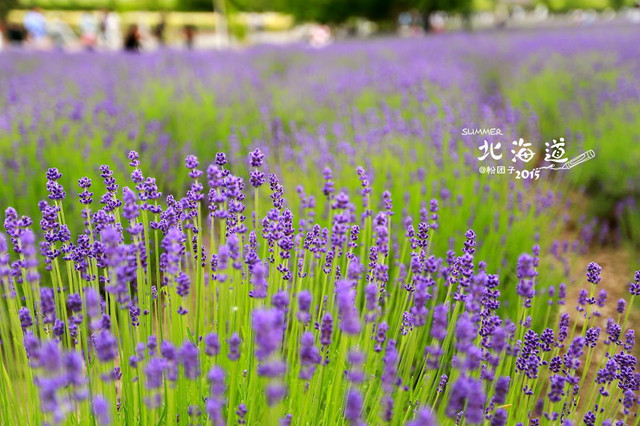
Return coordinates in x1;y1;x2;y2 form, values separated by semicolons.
48;13;78;50
123;24;140;52
183;24;195;49
80;12;98;50
23;7;49;48
98;8;121;50
6;23;26;46
309;25;331;48
429;13;446;33
152;13;167;46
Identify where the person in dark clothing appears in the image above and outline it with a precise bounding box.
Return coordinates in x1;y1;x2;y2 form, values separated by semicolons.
6;23;26;46
183;24;195;50
123;24;140;52
153;13;167;46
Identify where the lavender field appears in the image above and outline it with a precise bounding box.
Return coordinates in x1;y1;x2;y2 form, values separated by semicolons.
1;25;640;425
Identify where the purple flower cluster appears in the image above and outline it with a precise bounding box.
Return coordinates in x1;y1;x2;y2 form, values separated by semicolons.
0;149;637;426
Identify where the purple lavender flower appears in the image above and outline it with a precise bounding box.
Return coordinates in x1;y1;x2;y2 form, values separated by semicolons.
297;290;312;323
437;374;448;393
249;262;268;298
176;272;190;297
407;407;437;426
208;366;226;396
144;357;167;389
583;411;596;426
215;152;227;166
257;360;287;378
228;333;241;361
19;307;33;330
266;383;286;406
93;330;117;362
205;333;220;357
431;303;448;340
252;309;284;360
465;378;485;423
336;281;361;335
299;332;321;379
446;376;470;419
381;340;398;392
236;404;247;424
493;377;510;404
548;375;566;402
178;341;200;380
374;322;388;352
585;327;600;348
250;148;264;168
455;313;476;351
320;313;333;347
491;408;508;426
92;396;111;425
586;262;602;285
67;293;82;313
516;253;536;279
344;389;363;424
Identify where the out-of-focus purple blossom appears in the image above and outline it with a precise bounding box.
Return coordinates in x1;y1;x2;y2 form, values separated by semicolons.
93;396;111;425
266;383;286;406
228;333;241;361
344;389;363;424
299;332;321;379
144;357;167;389
407;407;437;426
491;408;507;426
93;330;117;362
179;341;200;380
205;333;220;356
321;313;333;347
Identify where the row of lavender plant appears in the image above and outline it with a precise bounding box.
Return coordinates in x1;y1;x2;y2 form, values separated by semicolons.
1;43;576;322
1;149;637;425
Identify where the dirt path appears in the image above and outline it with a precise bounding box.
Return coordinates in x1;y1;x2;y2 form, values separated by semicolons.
557;193;638;416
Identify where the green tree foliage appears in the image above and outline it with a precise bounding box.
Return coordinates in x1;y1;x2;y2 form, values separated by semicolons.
1;0;20;23
271;0;473;25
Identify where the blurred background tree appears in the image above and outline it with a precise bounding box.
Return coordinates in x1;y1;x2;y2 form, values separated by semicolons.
1;0;20;30
3;0;636;24
272;0;473;24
